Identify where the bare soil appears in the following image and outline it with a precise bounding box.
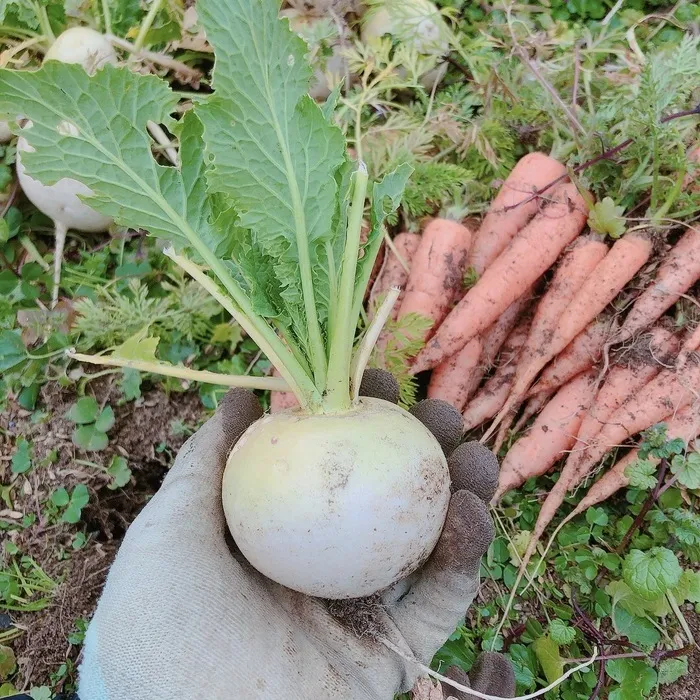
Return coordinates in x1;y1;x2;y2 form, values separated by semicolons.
1;381;204;690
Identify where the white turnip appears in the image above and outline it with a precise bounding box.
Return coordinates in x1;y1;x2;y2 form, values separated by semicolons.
16;27;116;306
224;398;449;598
361;0;450;88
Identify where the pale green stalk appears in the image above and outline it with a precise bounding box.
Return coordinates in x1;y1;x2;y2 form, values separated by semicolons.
67;350;289;391
163;247;320;410
350;287;400;400
133;0;164;52
324;164;369;410
101;0;113;35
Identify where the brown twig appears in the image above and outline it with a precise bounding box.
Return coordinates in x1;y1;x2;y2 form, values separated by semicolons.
616;458;669;554
503;105;700;212
445;53;471;80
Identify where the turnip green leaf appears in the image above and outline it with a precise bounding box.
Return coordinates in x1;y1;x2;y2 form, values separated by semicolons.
11;438;32;474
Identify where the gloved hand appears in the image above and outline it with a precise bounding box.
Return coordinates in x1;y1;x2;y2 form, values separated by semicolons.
79;369;515;700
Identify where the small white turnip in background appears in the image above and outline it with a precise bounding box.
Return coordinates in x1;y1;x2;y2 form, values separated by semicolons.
16;27;116;306
223;397;450;598
0;120;12;143
44;26;117;71
361;0;450;88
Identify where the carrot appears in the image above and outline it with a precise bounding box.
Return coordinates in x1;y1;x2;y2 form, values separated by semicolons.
462;316;531;432
481;290;535;369
507;327;680;589
486;231;652;441
369;232;421;320
565;402;700;519
270;369;299;413
615;227;700;344
513;391;552;433
413;183;591;373
398;218;472;339
527;317;614;397
568;335;700;482
427;336;483;410
431;290;536;411
482;234;608;441
467;152;568;276
494;369;598;499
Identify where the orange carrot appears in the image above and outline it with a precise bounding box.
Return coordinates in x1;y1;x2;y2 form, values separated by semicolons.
481;290;535;369
482;234;608;441
527;317;614;397
565;326;679;467
413;183;590;372
462;317;531;432
270;369;299;413
494;369;598;499
568;336;700;482
431;290;536;411
487;231;653;440
369;232;421;320
616;227;700;343
468;152;568;276
512;391;553;433
427;336;483;410
559;401;700;526
509;327;681;584
398;218;472;339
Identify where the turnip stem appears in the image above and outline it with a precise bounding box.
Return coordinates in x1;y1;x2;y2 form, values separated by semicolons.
133;0;164;53
106;35;202;83
67;350;290;391
163;248;319;410
351;286;399;401
147;121;178;165
33;2;55;43
101;0;112;35
51;220;67;309
325;163;369;411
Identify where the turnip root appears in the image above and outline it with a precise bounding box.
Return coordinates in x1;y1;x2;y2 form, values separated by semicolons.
16;27;116;307
223;397;449;598
44;26;117;71
0;120;11;143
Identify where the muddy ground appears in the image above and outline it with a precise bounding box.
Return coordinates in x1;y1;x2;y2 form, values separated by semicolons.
1;381;203;691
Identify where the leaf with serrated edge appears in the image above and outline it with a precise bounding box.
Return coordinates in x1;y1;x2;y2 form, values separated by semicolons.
196;0;345;329
0;65;232;260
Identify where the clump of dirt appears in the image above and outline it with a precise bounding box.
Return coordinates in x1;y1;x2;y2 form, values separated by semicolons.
326;594;386;639
1;380;205;689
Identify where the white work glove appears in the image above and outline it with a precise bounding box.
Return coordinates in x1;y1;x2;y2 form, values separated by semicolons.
78;370;515;700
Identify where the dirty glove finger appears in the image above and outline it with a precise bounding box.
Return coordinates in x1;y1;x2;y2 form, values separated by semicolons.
359;367;400;404
441;666;471;699
468;652;516;698
440;653;515;699
388;489;494;663
410;399;463;456
448;442;499;502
